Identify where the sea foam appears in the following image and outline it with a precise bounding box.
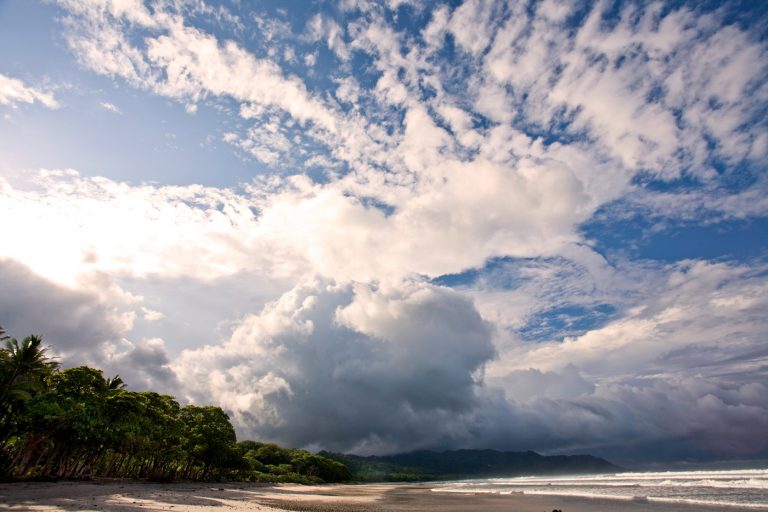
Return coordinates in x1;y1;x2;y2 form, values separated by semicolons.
433;468;768;509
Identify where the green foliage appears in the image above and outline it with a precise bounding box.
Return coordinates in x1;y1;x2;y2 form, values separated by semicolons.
0;325;353;484
235;441;352;483
180;405;243;479
251;443;292;465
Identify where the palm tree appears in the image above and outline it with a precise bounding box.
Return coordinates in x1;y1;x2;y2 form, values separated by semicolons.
106;375;126;390
0;335;59;423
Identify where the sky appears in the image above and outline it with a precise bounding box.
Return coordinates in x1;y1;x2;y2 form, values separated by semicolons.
0;0;767;467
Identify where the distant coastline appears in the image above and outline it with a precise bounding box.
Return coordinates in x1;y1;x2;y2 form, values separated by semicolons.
323;448;622;481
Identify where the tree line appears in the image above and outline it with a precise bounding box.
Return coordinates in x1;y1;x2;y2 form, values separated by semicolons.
0;327;351;483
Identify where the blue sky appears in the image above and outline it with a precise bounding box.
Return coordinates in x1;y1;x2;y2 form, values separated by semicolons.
1;0;767;465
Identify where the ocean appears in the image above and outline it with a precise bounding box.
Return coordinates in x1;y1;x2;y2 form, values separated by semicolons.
433;469;768;509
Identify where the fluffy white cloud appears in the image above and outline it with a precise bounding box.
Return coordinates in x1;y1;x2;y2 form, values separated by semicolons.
1;151;605;287
55;0;768;224
247;151;605;282
0;73;59;109
448;0;502;56
305;14;350;61
477;0;768;177
489;260;768;379
0;169;266;285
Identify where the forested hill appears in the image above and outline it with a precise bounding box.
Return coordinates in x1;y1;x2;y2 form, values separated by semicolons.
323;449;622;481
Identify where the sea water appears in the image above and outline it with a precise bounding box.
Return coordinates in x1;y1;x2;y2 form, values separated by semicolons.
433;469;768;509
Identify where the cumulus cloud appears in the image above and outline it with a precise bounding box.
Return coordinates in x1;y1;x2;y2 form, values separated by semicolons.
0;258;134;358
0;73;59;109
0;258;178;391
174;279;495;453
103;337;180;392
0;155;603;287
252;155;603;282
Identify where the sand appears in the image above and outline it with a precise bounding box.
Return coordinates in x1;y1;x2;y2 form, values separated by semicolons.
0;480;759;512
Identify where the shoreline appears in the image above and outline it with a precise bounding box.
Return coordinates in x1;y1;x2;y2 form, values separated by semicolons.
0;480;763;512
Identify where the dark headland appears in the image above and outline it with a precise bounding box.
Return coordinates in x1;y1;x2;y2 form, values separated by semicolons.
323;448;622;481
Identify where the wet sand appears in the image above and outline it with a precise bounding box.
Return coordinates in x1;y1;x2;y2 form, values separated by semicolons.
0;480;759;512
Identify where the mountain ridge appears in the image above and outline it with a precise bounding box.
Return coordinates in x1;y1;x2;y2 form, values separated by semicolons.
321;448;623;482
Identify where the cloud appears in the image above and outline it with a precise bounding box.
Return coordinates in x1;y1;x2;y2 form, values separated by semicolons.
103;337;180;391
462;254;636;347
303;51;317;67
468;372;768;460
0;258;134;359
498;366;596;403
59;1;338;129
252;153;606;282
174;279;495;453
447;0;503;56
614;176;768;224
305;14;350;61
497;260;768;379
0;169;268;285
141;306;164;321
55;0;768;226
0;150;605;287
99;101;122;114
0;73;59;109
0;256;183;392
473;259;768;456
477;1;768;177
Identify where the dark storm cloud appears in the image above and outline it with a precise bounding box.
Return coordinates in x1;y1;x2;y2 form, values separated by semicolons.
0;259;178;391
173;259;768;464
175;279;497;453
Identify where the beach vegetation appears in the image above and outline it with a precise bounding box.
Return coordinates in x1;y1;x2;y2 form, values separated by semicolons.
0;326;352;484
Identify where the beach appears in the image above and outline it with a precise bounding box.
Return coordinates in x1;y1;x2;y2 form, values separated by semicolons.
0;481;763;512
